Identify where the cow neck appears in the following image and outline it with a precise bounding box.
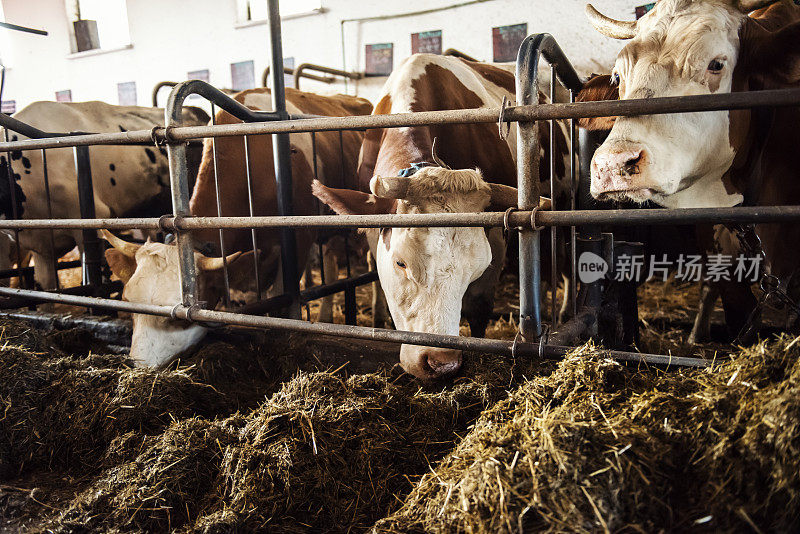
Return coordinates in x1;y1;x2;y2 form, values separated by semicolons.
733;106;775;207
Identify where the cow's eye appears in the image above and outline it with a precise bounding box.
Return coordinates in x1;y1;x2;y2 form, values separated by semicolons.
611;72;621;86
396;260;406;269
707;59;724;72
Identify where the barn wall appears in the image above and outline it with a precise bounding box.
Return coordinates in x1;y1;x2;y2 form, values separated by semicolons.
0;0;633;112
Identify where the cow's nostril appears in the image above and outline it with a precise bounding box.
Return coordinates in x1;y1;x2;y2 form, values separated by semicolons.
425;355;461;378
622;151;643;174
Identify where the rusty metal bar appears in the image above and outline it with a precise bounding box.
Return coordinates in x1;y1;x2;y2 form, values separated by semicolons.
209;103;233;307
549;64;558;327
516;35;543;340
1;87;798;152
268;0;301;319
165;85;200;307
152;81;178;107
74;145;103;289
0;285;710;368
0;260;81;280
262;66;336;88
3;128;25;289
293;63;363;90
243;134;262;300
41;149;60;291
569;90;577;318
2;205;800;231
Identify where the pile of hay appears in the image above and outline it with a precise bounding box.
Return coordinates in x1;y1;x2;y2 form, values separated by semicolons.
375;339;800;532
0;331;227;480
3;313;799;533
0;317;551;533
43;353;545;532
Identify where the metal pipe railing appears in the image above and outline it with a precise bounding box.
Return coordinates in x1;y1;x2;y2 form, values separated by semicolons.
152;81;178;107
2;87;796;152
0;205;799;231
0;285;710;368
268;0;301;319
292;63;363;90
261;66;336;88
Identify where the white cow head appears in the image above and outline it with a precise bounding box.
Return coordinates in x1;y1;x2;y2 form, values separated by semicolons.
101;231;246;367
313;167;526;381
587;0;789;208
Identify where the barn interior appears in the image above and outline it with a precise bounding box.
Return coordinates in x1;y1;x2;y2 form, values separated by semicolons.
0;0;799;532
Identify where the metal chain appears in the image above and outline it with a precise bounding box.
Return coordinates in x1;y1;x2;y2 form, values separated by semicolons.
731;223;800;343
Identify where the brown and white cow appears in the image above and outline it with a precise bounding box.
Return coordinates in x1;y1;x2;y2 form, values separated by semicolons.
0;101;209;289
579;73;763;341
103;88;372;367
586;0;800;332
314;54;561;380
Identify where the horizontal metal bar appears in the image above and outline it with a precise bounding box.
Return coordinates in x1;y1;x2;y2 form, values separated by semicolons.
0;21;48;35
1;206;798;231
0;286;709;368
300;270;378;302
0;259;81;280
0;88;797;151
262;66;336;88
232;271;379;316
293;63;364;90
0;281;121;309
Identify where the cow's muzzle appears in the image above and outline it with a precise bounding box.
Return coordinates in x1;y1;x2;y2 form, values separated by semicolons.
399;345;462;381
590;145;655;201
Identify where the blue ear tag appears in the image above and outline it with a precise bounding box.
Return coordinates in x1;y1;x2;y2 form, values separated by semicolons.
397;161;434;177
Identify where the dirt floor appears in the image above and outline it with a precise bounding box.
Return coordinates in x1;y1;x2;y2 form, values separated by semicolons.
0;269;798;532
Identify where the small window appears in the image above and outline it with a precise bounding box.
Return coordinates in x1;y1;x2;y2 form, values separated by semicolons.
236;0;322;22
66;0;131;53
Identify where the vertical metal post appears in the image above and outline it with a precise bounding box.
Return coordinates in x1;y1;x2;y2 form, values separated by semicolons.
209;104;232;307
243;134;263;300
74;145;103;289
569;90;577;317
549;65;558;326
165;97;198;308
578;128;606;312
268;0;301;319
344;284;357;325
41;149;60;291
516;36;543;340
3;129;25;289
311;132;325;286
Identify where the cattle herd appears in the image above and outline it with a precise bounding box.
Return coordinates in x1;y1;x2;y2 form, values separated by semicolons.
2;0;799;381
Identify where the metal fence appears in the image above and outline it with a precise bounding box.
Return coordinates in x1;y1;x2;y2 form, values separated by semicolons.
0;1;799;370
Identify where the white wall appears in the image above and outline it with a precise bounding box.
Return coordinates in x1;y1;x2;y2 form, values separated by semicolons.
0;0;636;112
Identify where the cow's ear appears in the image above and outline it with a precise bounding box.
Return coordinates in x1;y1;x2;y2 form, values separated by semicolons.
742;20;800;87
105;249;136;283
311;180;396;215
576;74;619;130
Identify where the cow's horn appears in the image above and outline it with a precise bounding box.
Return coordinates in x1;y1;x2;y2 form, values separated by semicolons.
488;184;552;211
196;250;242;271
100;229;141;258
586;4;637;39
431;137;451;170
488;183;519;209
735;0;779;12
370;175;410;199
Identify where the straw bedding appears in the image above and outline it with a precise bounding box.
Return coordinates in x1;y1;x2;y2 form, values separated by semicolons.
0;293;798;533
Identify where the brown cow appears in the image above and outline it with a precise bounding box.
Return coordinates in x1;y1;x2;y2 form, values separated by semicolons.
102;88;372;367
586;0;800;334
314;54;563;380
